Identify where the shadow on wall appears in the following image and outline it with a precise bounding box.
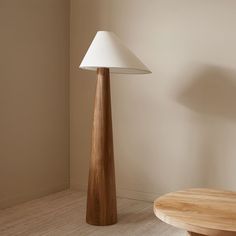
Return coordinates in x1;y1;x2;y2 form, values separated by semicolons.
176;65;236;188
177;65;236;121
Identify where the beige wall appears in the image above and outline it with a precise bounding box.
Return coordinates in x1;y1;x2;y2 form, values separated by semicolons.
70;0;236;201
0;0;69;208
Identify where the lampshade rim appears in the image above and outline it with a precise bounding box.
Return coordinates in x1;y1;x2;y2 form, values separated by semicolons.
79;66;151;74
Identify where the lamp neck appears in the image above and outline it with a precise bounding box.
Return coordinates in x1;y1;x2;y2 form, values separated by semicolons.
97;68;110;78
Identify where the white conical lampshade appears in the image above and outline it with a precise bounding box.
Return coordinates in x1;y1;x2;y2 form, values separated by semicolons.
80;31;151;74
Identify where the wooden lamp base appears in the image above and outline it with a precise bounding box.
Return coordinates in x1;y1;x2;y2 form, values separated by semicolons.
86;68;117;226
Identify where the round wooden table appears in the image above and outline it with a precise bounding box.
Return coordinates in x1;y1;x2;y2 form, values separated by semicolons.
154;188;236;236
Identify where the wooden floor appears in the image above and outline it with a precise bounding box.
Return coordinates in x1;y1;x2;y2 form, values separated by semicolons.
0;190;184;236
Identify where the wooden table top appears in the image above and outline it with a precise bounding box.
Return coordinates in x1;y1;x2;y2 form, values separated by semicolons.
154;188;236;236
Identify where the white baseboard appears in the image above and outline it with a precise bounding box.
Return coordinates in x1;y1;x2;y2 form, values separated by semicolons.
70;184;158;203
117;188;158;202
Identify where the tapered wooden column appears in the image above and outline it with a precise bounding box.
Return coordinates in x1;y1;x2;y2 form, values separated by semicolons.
86;68;117;226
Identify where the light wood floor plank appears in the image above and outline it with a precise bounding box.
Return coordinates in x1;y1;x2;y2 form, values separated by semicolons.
0;190;184;236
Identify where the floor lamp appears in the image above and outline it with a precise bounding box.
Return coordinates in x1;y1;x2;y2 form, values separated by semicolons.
79;31;151;226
